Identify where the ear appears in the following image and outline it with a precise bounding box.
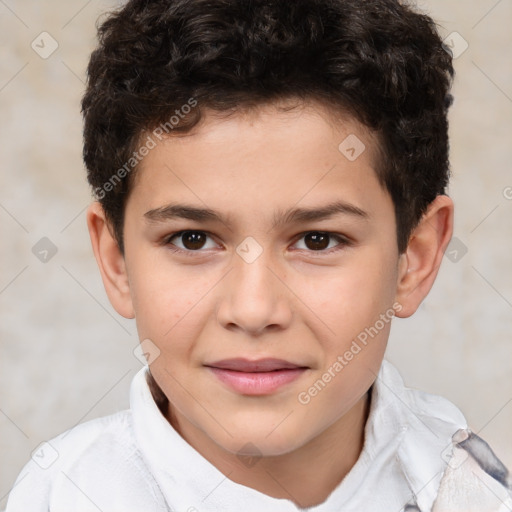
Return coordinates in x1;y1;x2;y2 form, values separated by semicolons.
395;195;454;318
86;201;135;319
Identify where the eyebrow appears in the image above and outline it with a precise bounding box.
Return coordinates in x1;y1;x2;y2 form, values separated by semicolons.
144;200;369;230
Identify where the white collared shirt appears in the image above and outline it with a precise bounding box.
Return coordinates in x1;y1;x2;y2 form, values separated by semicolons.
5;360;511;511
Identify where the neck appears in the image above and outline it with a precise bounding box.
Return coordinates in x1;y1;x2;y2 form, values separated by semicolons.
230;391;371;507
147;371;372;508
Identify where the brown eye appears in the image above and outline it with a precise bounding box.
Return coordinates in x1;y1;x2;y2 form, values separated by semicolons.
303;232;330;251
181;231;207;250
293;231;349;254
167;231;215;251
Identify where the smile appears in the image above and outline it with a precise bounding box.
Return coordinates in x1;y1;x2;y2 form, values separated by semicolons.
204;358;309;395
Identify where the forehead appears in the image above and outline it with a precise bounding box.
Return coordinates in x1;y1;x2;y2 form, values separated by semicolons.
126;101;389;227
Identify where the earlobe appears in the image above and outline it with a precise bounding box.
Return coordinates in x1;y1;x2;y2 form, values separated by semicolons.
395;195;454;318
86;202;135;319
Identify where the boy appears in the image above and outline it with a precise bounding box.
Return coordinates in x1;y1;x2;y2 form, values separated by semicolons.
6;0;512;510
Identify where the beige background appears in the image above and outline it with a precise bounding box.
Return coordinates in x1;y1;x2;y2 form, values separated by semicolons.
1;0;511;506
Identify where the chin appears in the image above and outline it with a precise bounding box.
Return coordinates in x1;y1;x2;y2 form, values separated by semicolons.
211;423;308;458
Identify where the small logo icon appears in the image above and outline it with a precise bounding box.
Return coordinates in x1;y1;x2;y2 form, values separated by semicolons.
31;441;59;469
442;32;469;59
32;237;58;263
338;134;366;162
444;236;468;263
31;32;59;59
236;442;263;468
236;236;263;264
133;338;161;365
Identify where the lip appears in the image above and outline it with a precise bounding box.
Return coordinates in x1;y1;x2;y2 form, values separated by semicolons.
204;358;309;395
206;358;306;372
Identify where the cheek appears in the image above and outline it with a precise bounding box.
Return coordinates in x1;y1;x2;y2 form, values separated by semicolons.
297;256;398;347
129;261;212;341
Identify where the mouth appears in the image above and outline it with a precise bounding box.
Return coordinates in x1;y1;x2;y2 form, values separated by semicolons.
204;358;309;395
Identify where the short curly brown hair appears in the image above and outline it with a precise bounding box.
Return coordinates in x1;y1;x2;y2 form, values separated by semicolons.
82;0;454;254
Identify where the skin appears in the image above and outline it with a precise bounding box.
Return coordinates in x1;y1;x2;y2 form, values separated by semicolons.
87;100;454;508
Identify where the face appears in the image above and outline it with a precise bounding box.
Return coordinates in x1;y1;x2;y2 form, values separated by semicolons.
121;102;402;457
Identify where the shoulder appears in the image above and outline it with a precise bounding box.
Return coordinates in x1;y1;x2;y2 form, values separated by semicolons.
377;361;512;511
377;359;467;434
432;429;512;512
5;410;167;512
32;409;135;474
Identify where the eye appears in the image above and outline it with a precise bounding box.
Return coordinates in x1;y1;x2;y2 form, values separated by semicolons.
165;230;218;253
292;231;350;254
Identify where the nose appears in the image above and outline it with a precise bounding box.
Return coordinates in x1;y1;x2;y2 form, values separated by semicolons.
216;249;293;336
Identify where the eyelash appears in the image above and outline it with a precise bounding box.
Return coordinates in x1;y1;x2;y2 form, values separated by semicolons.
162;230;352;257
